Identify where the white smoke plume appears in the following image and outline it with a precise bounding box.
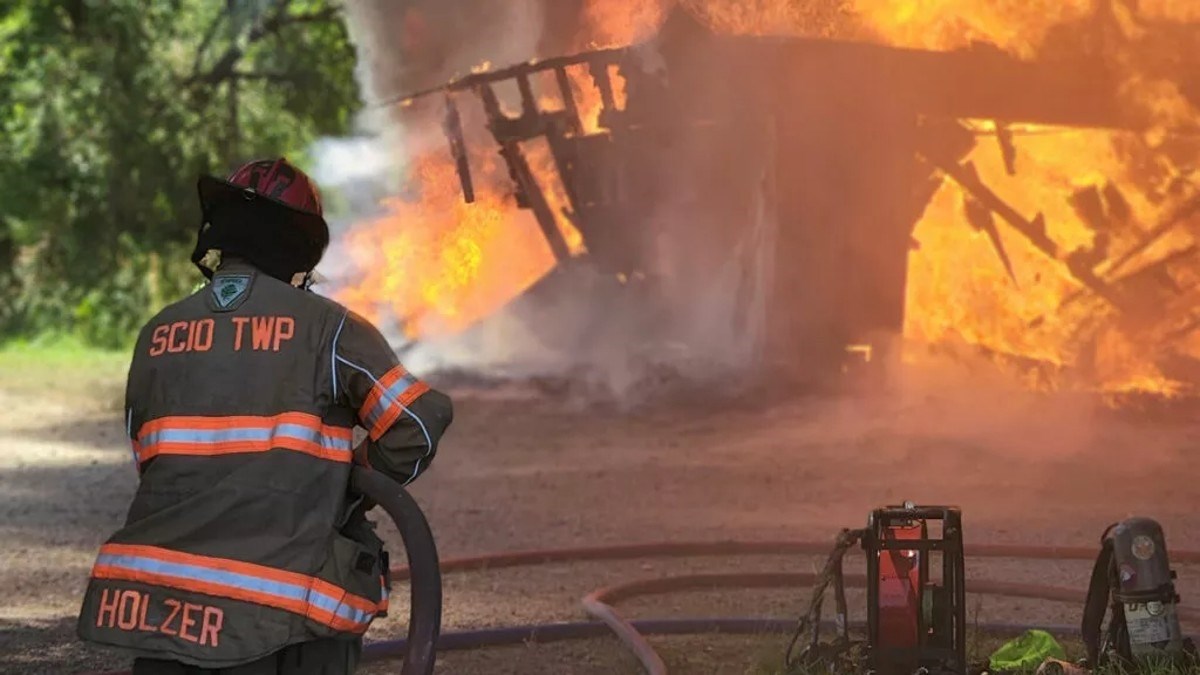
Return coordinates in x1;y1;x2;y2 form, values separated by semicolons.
309;0;774;405
312;0;547;333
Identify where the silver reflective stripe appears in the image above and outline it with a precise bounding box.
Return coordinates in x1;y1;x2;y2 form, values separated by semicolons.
335;355;434;481
331;312;349;399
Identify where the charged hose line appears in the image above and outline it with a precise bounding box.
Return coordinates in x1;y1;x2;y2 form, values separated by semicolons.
81;539;1200;675
582;572;1200;675
389;540;1200;675
388;540;1200;582
349;468;441;675
360;619;1089;659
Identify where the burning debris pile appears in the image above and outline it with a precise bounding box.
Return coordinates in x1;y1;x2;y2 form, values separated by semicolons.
329;0;1200;400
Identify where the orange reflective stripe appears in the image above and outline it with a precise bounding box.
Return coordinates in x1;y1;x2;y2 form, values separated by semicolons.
378;574;390;613
92;563;308;619
138;438;350;464
369;381;429;440
357;365;431;441
140;413;351;437
93;544;378;633
135;413;353;465
93;564;367;633
357;365;408;422
101;544;316;587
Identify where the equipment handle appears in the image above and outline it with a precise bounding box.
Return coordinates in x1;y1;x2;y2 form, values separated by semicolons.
1080;537;1113;667
350;467;442;675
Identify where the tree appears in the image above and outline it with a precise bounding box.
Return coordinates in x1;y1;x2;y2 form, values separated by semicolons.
0;0;358;347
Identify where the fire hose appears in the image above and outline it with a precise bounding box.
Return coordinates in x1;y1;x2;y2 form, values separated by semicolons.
398;544;1200;675
81;494;1200;675
377;543;1200;675
348;467;441;675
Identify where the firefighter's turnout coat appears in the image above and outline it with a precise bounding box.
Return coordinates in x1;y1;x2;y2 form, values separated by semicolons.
77;261;453;667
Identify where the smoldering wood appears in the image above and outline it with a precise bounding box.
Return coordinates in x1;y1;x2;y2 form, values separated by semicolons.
516;72;538;120
1053;192;1200;314
553;66;584;136
963;192;1018;284
442;94;475;203
401;7;1197;386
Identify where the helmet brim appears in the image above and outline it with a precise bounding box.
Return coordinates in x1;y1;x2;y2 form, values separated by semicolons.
197;175;329;243
193;175;331;280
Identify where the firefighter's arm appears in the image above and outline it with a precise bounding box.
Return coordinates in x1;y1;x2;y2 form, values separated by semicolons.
333;312;453;485
351;388;453;480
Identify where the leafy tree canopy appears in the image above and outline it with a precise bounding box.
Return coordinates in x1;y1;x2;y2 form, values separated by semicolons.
0;0;358;347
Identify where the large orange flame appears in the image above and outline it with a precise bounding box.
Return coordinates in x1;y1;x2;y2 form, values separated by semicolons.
335;151;560;337
335;1;1199;396
852;1;1199;395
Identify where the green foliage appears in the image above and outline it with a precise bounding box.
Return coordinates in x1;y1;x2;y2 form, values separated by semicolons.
0;0;359;346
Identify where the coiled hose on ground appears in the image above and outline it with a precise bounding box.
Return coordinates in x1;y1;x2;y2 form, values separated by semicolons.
84;488;1200;675
384;541;1200;675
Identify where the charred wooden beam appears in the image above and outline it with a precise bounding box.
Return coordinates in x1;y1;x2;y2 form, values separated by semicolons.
474;78;575;144
962;187;1017;283
477;83;529;208
387;48;625;108
545;125;581;208
1104;191;1200;277
588;60;616;112
925;155;1058;257
1053;190;1200;313
924;153;1127;308
1110;244;1197;297
516;72;538;120
554;66;584;136
759;37;1137;129
474;79;572;259
393;24;1150;132
995;122;1017;175
441;94;475;204
502;143;572;263
1068;185;1108;231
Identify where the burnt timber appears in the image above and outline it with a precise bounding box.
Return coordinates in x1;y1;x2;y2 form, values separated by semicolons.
399;8;1198;386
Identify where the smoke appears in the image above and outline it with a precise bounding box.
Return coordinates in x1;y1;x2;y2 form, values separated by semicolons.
341;0;547;104
311;0;548;328
308;0;777;406
394;167;777;403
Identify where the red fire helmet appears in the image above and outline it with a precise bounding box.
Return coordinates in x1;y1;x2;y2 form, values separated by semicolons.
192;158;330;280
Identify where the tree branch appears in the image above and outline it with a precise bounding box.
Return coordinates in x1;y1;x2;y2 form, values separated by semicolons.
192;6;233;76
186;2;343;87
279;7;342;25
230;70;304;83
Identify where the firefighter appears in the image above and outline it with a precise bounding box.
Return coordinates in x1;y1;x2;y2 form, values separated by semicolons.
77;158;453;674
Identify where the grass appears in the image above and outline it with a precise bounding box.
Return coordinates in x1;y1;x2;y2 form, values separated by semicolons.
0;335;130;411
749;631;1200;674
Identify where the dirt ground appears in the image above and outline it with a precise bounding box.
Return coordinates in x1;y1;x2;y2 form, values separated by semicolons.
2;362;1199;675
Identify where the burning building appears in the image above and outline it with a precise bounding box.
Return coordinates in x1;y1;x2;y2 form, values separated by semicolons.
334;1;1200;398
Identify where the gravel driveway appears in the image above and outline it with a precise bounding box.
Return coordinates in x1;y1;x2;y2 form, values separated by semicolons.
2;370;1197;674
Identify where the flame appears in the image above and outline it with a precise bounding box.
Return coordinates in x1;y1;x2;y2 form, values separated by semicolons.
903;119;1197;396
681;0;855;37
335;5;625;338
854;1;1095;57
335;153;558;338
869;1;1199;396
336;0;1199;396
578;0;669;48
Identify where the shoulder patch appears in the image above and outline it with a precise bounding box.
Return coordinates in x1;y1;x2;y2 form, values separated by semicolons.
212;275;251;310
